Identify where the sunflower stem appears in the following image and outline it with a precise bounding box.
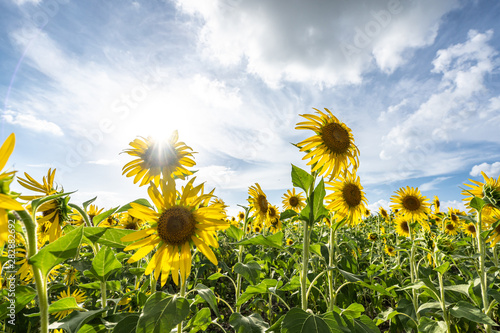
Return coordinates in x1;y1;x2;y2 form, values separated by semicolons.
328;222;336;311
68;203;93;227
235;208;249;313
408;223;420;322
16;209;49;333
476;209;492;333
178;277;187;333
301;219;311;311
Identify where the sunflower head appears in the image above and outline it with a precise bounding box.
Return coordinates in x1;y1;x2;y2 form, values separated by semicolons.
238;211;246;221
433;196;440;213
53;288;86;320
367;233;378;241
122;131;196;187
384;245;396;257
248;183;269;223
444;222;459;236
282;188;306;212
462;171;500;211
464;223;476;237
296;108;359;179
286;238;294;246
379;207;389;220
326;170;367;226
390;186;430;221
487;223;500;247
394;215;411;237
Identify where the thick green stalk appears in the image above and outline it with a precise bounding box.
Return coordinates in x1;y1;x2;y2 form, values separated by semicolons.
177;277;187;333
408;224;420;321
17;209;49;333
437;269;450;332
328;224;336;311
100;280;107;309
301;219;311;311
68;203;93;227
235;209;249;313
476;210;491;333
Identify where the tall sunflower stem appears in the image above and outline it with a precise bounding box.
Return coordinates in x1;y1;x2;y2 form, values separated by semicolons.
476;210;492;333
100;280;107;309
16;209;49;333
438;271;451;332
235;209;249;313
328;223;336;311
178;277;187;333
301;219;311;311
409;224;420;322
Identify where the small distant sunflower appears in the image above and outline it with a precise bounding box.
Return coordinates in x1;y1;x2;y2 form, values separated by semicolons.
394;216;410;237
379;207;389;220
248;183;269;223
433;196;441;213
295;108;359;179
122;178;228;286
286;238;294;246
122;131;195;187
282;189;306;212
384;245;396;257
325;170;367;226
367;233;377;241
390;186;430;221
118;213;144;230
70;204;103;226
464;223;477;237
53;288;86;320
267;205;281;233
365;209;371;217
444;222;459;236
238;211;246;221
253;224;263;233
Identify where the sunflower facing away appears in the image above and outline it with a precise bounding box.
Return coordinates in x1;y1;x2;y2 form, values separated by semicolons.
379;207;389;220
122;178;228;286
0;133;23;248
282;188;306;212
394;215;410;237
122;131;196;187
248;183;269;224
433;196;441;213
462;171;500;211
390;186;430;221
296;108;360;179
53;288;86;320
325;170;368;226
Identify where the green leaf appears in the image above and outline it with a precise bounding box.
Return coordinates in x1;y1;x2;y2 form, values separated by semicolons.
48;297;85;314
309;244;322;257
443;284;471;299
418;317;448;333
469;197;486;212
0;285;36;320
338;268;364;282
184;307;212;333
79;281;121;291
207;272;225;281
229;312;269;333
267;314;285;332
89;246;122;282
31;191;75;215
48;309;107;333
375;308;400;326
312;179;329;222
227;225;245;241
93;206;119;226
298;203;311;223
434;262;450;275
281;308;333;333
280;209;298;220
195;284;220;318
357;281;393;297
353;315;381;333
115;198;153;213
234;261;261;285
29;226;83;276
84;227;135;248
82;197;97;211
341;303;364;319
236;282;268;306
291;164;314;195
418;302;442;313
112;314;140;333
136;292;190;333
449;301;496;325
237;232;284;249
77;323;107;333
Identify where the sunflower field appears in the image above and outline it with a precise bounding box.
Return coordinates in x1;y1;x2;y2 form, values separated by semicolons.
1;108;500;333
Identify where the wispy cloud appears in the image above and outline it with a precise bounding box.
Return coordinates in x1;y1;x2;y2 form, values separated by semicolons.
2;110;64;136
419;176;451;191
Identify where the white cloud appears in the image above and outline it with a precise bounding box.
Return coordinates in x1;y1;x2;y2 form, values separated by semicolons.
10;0;41;5
419;176;450;191
367;199;390;213
176;0;459;87
470;162;500;177
2;110;64;136
440;200;466;212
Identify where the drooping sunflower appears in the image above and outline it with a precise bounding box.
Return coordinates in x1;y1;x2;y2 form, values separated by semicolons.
281;188;306;212
462;171;500;211
122;131;196;187
433;196;441;213
0;133;23;247
367;233;378;241
390;186;430;221
18;169;71;242
295;108;360;179
122;178;228;286
394;215;410;237
379;207;389;220
325;171;367;226
53;288;86;320
384;245;396;257
248;183;269;223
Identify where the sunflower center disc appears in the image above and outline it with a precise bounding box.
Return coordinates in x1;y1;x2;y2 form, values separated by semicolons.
157;206;196;245
401;221;409;233
446;223;455;231
289;196;299;207
257;195;268;213
144;142;178;168
402;196;421;211
268;207;277;218
342;183;362;207
321;122;350;154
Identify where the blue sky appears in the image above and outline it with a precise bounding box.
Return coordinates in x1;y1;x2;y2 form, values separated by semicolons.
1;0;500;216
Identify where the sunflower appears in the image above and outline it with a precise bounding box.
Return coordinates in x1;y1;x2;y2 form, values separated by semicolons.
365;209;371;217
367;233;378;241
487;223;500;247
384;245;396;256
238;211;245;221
394;215;410;237
18;169;71;242
390;186;430;221
482;205;500;227
267;205;281;233
53;288;86;320
0;133;23;248
118;213;144;230
462;171;500;211
433;196;440;213
325;170;367;226
444;222;459;236
282;189;306;212
122;178;228;286
286;238;294;246
253;223;263;233
379;207;389;220
122;131;196;187
295;108;360;179
70;204;104;226
464;223;477;237
248;183;269;223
